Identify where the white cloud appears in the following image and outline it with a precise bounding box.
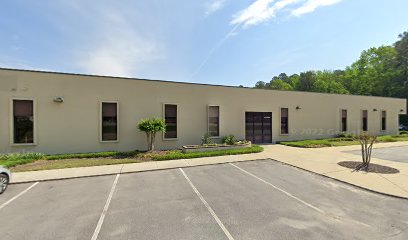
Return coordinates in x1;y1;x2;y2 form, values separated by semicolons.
231;0;341;27
76;9;164;77
205;0;227;15
291;0;342;17
81;39;160;77
195;0;303;77
231;0;301;27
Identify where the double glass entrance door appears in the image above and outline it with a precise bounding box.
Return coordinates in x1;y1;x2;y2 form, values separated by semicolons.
245;112;272;144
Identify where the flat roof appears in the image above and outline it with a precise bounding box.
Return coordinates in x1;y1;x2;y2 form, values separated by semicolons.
0;67;406;101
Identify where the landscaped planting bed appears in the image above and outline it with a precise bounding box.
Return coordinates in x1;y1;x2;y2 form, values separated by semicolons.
1;145;263;172
280;133;408;148
338;161;400;174
182;141;252;153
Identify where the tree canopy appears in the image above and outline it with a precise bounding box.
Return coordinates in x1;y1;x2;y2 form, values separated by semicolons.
137;118;166;151
253;30;408;124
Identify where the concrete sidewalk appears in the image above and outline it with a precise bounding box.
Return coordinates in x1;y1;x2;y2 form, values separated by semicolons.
10;150;272;183
10;142;408;199
266;142;408;199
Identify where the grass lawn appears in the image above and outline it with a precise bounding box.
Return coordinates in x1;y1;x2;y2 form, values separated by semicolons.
280;134;408;148
11;158;142;172
2;145;263;172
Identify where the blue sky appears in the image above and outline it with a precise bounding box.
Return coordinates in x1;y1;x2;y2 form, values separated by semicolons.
1;0;408;87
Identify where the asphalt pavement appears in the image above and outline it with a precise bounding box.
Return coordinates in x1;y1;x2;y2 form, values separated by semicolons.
1;160;407;240
346;145;408;163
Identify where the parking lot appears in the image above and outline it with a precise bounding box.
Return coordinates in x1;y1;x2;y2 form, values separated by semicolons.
346;145;408;163
1;160;408;240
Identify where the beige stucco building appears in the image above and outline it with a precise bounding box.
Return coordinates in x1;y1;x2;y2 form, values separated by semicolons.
0;68;406;154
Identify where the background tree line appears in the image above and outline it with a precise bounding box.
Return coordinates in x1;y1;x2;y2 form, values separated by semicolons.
253;31;408;124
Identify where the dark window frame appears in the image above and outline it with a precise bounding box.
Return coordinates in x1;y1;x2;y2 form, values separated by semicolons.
101;101;119;142
208;106;220;137
381;110;386;131
341;109;348;132
164;104;178;140
280;108;289;135
12;99;35;145
362;110;368;132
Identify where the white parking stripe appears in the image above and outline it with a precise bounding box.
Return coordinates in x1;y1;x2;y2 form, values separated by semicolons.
229;163;325;214
91;174;120;240
0;182;39;211
179;168;235;240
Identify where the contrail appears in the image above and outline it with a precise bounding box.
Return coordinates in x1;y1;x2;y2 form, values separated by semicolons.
190;23;242;79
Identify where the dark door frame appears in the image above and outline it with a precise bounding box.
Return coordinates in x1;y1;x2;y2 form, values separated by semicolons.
245;112;272;144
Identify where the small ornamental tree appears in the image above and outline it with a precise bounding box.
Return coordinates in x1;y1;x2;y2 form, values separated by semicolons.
354;133;377;171
137;118;166;152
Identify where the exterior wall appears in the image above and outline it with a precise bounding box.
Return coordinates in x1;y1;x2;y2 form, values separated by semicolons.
0;69;406;154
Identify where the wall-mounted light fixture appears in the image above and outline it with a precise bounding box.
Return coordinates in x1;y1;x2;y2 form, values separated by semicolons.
373;108;378;112
401;109;405;113
53;96;64;103
296;106;302;110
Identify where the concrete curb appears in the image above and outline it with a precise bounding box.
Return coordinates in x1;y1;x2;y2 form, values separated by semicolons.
10;158;264;185
267;158;408;201
9;148;408;201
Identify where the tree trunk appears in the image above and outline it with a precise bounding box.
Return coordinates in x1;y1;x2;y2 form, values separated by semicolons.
357;135;377;171
150;133;156;152
146;133;152;151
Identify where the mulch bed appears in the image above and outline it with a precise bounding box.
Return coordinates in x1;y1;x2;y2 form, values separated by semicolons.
338;161;399;174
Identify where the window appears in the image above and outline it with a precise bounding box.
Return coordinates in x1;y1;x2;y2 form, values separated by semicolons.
362;110;368;131
101;102;118;141
381;111;386;131
280;108;289;135
341;109;347;132
164;104;177;139
208;106;220;137
13;99;34;144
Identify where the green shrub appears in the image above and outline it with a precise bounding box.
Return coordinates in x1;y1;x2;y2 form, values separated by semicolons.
45;151;123;160
336;133;355;138
201;133;214;145
222;135;237;145
0;152;46;168
400;131;408;135
330;137;354;142
281;139;334;148
152;145;263;161
0;152;45;161
379;136;397;142
336;133;346;138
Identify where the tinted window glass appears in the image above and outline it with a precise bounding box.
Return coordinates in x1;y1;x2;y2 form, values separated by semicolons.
165;104;177;139
208;106;219;137
281;108;289;134
13;100;34;144
381;111;386;131
341;109;347;132
362;110;368;131
102;102;118;141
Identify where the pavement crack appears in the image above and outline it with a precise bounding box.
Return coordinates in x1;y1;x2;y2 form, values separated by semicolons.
377;173;408;194
321;169;348;175
119;164;125;174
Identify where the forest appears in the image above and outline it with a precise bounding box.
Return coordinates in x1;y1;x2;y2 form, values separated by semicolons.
253;31;408;124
